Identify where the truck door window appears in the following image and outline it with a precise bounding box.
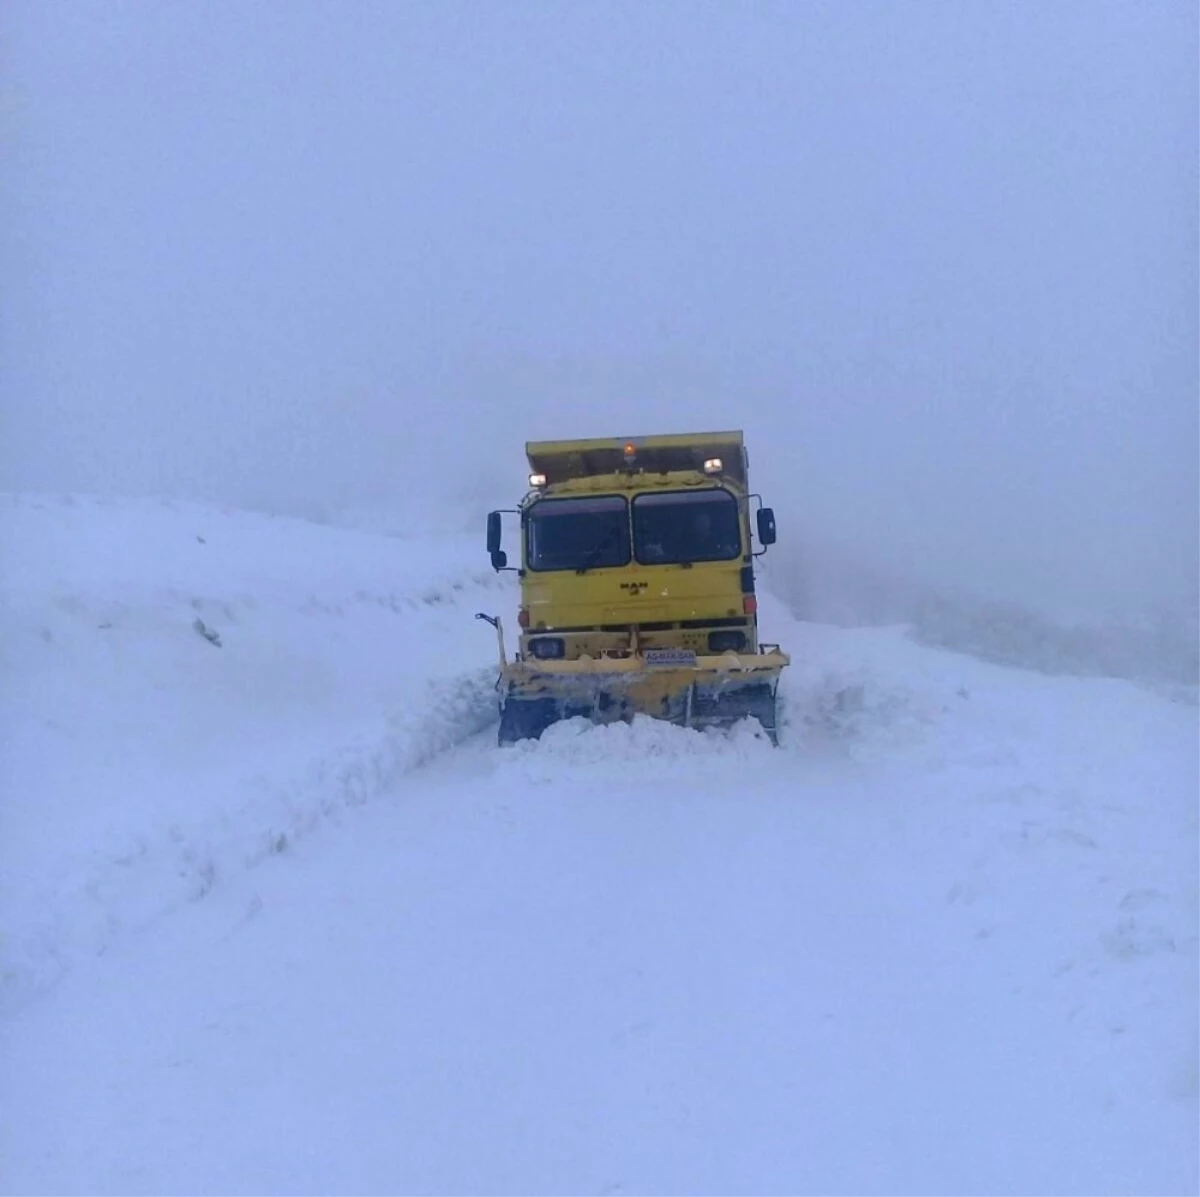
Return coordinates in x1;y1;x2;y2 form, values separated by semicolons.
633;490;741;565
526;496;631;572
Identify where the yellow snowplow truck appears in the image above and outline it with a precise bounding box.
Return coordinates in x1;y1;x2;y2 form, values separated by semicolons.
477;430;789;744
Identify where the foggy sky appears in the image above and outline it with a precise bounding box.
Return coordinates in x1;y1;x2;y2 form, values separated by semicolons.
3;2;1196;620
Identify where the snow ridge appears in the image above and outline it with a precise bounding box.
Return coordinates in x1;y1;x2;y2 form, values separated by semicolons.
0;493;510;1013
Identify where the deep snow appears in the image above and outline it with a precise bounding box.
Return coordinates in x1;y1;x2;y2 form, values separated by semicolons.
1;494;1196;1195
0;493;505;1010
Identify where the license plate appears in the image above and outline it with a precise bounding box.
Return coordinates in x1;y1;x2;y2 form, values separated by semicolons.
644;647;697;667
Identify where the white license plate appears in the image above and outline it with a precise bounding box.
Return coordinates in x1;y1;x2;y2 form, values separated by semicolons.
644;648;697;667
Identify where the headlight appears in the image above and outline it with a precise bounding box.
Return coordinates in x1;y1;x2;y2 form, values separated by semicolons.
708;630;746;653
528;637;565;660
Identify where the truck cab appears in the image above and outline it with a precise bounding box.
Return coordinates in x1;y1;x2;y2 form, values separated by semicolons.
484;430;787;743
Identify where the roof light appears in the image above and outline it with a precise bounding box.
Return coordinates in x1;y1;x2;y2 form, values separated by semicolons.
703;457;723;474
528;472;547;488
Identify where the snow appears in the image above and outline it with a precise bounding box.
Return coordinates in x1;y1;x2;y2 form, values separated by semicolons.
1;493;1196;1195
0;493;507;1010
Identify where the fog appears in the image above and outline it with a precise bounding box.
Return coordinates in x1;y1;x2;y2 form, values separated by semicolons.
3;2;1197;631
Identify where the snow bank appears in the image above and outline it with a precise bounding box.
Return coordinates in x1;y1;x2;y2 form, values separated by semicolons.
0;493;513;1012
766;537;1199;701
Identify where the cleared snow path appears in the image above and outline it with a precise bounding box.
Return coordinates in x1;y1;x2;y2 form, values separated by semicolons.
1;496;1196;1195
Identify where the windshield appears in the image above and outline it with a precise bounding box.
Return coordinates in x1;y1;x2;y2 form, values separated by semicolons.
633;489;741;565
525;495;631;572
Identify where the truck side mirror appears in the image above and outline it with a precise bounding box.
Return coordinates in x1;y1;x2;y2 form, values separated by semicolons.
756;507;777;546
487;511;508;570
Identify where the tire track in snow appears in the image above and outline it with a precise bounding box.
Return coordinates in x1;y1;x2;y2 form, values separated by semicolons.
1;666;501;1017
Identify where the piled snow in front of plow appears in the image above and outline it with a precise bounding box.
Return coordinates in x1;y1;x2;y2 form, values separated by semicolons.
0;494;508;1011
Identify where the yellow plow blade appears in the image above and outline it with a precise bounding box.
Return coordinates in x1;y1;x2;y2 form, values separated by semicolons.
497;649;789;745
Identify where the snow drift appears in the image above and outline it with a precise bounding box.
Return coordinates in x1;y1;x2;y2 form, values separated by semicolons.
0;494;507;1011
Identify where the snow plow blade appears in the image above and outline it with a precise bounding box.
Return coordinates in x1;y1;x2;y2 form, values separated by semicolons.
497;648;788;746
